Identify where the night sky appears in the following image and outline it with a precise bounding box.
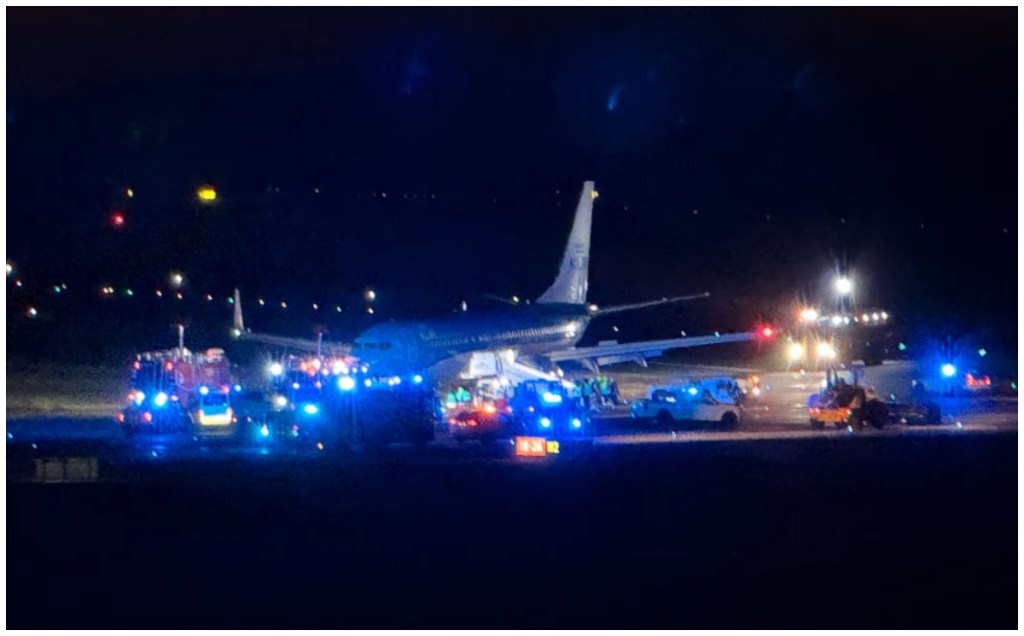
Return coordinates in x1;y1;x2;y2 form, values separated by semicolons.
7;8;1018;363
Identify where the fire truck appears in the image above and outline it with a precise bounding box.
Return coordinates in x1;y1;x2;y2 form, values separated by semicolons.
119;348;237;434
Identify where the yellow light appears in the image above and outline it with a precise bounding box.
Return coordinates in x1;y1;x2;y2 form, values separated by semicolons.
197;186;217;202
126;188;134;198
590;190;599;200
798;308;819;322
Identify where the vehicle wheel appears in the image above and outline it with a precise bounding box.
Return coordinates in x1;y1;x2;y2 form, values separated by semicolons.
810;419;824;430
720;411;739;428
655;410;674;429
863;400;889;429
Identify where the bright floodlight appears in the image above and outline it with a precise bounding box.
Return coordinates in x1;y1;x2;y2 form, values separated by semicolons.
816;342;837;360
834;277;853;295
798;308;819;322
268;362;284;376
338;376;356;391
941;363;957;378
788;342;805;361
169;271;185;288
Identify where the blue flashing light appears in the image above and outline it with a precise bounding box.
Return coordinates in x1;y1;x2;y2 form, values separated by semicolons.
260;423;270;437
364;378;373;388
540;391;563;405
199;385;210;396
268;362;284;376
338;376;356;391
291;382;301;390
571;418;582;429
413;374;423;384
540;417;552;429
233;384;242;392
153;392;168;408
302;403;320;416
978;348;987;358
133;391;146;405
687;387;698;396
941;363;957;378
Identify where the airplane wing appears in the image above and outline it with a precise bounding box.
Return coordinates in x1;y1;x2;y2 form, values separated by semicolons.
231;289;352;355
591;292;710;316
546;332;759;370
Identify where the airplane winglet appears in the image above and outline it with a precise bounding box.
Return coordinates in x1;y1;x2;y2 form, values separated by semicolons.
232;288;245;333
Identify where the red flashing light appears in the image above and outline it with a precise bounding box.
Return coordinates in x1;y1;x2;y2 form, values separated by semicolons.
164;361;174;371
467;419;478;427
760;326;775;338
110;212;126;228
143;412;153;423
117;413;125;423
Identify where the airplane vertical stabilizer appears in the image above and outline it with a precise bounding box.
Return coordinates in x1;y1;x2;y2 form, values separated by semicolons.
537;180;594;305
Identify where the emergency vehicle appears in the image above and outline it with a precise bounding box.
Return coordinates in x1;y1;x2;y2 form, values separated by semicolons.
630;378;743;428
119;348;236;434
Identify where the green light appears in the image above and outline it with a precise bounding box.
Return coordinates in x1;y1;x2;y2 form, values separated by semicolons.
977;348;987;357
897;342;907;351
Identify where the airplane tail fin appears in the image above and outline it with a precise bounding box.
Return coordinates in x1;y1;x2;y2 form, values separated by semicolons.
232;288;245;333
537;180;595;305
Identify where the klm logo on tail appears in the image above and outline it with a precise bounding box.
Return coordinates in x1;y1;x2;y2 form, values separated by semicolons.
537;181;595;306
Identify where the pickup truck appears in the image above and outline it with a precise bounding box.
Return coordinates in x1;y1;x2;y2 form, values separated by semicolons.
630;383;742;428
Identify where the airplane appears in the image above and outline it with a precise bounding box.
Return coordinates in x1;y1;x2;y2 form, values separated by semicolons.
231;181;765;381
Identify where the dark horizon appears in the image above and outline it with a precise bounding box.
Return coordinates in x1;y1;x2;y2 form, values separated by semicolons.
7;7;1018;362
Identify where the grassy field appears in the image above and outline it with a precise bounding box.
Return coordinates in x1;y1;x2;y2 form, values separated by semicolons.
6;363;125;419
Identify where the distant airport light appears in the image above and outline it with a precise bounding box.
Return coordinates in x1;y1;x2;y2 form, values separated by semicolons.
169;271;184;288
871;312;880;321
6;263;12;276
798;308;819;322
197;186;217;202
274;396;288;408
788;342;805;362
941;363;957;378
302;403;320;416
364;289;376;302
834;277;853;295
572;418;583;429
26;307;38;318
268;362;284;376
126;187;134;198
110;212;126;228
978;348;987;357
413;374;424;384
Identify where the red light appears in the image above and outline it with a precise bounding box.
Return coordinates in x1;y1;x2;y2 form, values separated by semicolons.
164;361;174;371
143;412;153;423
117;413;125;423
761;326;775;338
110;212;126;228
467;419;478;427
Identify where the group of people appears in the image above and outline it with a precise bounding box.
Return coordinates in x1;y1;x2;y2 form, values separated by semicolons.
570;375;621;410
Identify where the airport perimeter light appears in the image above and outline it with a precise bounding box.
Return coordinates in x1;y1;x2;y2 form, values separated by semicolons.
787;342;805;362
